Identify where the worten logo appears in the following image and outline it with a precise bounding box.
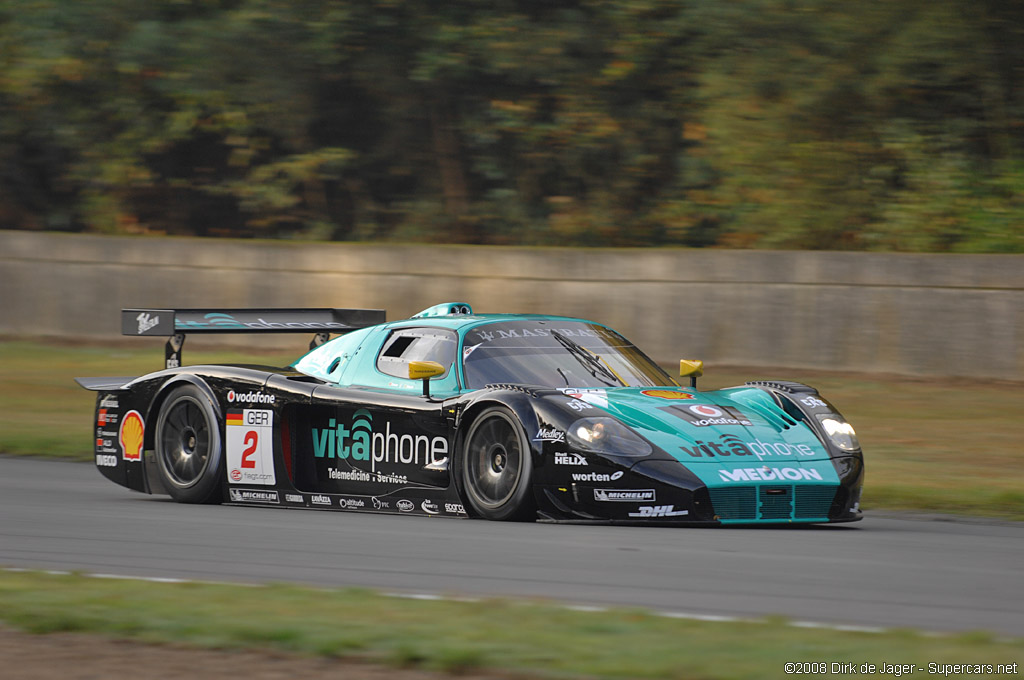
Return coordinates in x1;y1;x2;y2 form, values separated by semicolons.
572;471;624;482
680;433;816;460
312;408;448;473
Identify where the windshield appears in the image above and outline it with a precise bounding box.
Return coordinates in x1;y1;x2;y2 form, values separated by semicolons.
461;320;677;389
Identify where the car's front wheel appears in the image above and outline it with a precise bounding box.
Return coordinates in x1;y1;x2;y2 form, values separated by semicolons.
460;406;535;521
155;384;224;504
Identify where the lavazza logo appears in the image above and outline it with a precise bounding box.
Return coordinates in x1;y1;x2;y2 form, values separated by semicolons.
227;390;276;404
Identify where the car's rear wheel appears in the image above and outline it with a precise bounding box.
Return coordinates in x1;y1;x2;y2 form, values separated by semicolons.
155;384;223;504
461;406;535;521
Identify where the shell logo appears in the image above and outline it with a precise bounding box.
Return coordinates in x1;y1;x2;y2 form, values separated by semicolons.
640;389;695;400
119;410;145;462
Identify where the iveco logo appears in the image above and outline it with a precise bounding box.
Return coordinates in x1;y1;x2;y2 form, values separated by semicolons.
397;499;415;512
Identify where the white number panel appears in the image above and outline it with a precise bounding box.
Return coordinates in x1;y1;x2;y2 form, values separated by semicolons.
226;409;276;485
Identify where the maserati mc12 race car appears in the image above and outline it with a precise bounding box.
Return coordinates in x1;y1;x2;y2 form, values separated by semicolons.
77;302;864;525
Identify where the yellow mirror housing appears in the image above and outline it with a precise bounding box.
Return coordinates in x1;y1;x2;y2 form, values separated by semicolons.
679;359;704;378
408;360;445;381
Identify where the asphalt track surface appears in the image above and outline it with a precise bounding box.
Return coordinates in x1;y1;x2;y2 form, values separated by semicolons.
3;457;1022;636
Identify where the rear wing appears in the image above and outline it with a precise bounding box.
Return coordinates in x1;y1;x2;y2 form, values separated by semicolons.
122;308;385;369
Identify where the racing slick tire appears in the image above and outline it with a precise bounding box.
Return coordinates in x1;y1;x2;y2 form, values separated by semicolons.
154;384;224;504
460;406;536;521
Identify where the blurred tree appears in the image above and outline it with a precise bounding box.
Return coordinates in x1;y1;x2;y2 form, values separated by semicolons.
0;0;1020;251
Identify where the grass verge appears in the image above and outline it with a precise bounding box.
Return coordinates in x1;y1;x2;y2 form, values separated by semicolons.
1;570;1021;680
1;339;1022;519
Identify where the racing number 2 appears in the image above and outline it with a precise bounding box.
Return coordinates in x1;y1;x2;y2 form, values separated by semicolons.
241;431;258;468
227;409;275;486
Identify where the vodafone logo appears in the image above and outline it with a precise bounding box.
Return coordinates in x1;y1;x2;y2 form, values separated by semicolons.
227;389;275;404
689;404;723;418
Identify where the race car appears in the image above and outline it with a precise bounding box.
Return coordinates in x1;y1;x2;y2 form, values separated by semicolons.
77;302;864;524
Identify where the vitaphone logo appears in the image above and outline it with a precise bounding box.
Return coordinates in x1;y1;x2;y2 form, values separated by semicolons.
178;312;350;331
312;409;448;473
680;434;816;460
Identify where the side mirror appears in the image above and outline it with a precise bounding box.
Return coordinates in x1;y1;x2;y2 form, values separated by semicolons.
409;360;446;398
679;359;704;388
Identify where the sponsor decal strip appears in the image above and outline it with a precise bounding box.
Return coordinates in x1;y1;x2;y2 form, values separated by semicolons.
679;434;817;459
312;409;448;484
594;489;656;502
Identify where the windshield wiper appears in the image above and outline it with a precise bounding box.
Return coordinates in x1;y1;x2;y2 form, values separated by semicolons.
551;331;624;387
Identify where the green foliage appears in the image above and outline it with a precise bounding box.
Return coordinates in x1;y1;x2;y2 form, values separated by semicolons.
0;0;1021;250
1;571;1022;679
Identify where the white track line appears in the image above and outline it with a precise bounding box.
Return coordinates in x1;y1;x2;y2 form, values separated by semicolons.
0;566;924;636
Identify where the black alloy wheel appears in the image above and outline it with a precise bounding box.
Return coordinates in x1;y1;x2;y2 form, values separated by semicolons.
461;406;535;521
155;384;224;504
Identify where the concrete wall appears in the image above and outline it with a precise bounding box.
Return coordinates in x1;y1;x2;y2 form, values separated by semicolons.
2;230;1022;379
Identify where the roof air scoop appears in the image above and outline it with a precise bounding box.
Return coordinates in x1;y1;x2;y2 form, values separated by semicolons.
411;302;474;318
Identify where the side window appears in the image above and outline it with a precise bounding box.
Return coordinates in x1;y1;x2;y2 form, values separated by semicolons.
376;328;458;380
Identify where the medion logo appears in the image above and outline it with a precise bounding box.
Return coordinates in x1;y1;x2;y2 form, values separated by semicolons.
718;467;823;482
312;408;448;473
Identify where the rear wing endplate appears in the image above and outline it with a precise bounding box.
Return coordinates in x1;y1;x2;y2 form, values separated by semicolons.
122;308;385;369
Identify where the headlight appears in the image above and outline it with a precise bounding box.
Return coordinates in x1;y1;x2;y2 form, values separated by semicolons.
816;414;861;452
567;417;652;457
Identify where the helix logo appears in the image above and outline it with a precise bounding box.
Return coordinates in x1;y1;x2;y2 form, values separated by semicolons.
312;409;448;473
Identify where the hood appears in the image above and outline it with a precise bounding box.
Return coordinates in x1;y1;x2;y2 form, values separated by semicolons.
559;386;840;488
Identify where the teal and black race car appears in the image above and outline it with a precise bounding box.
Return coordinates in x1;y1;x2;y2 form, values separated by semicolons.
77;302;864;525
